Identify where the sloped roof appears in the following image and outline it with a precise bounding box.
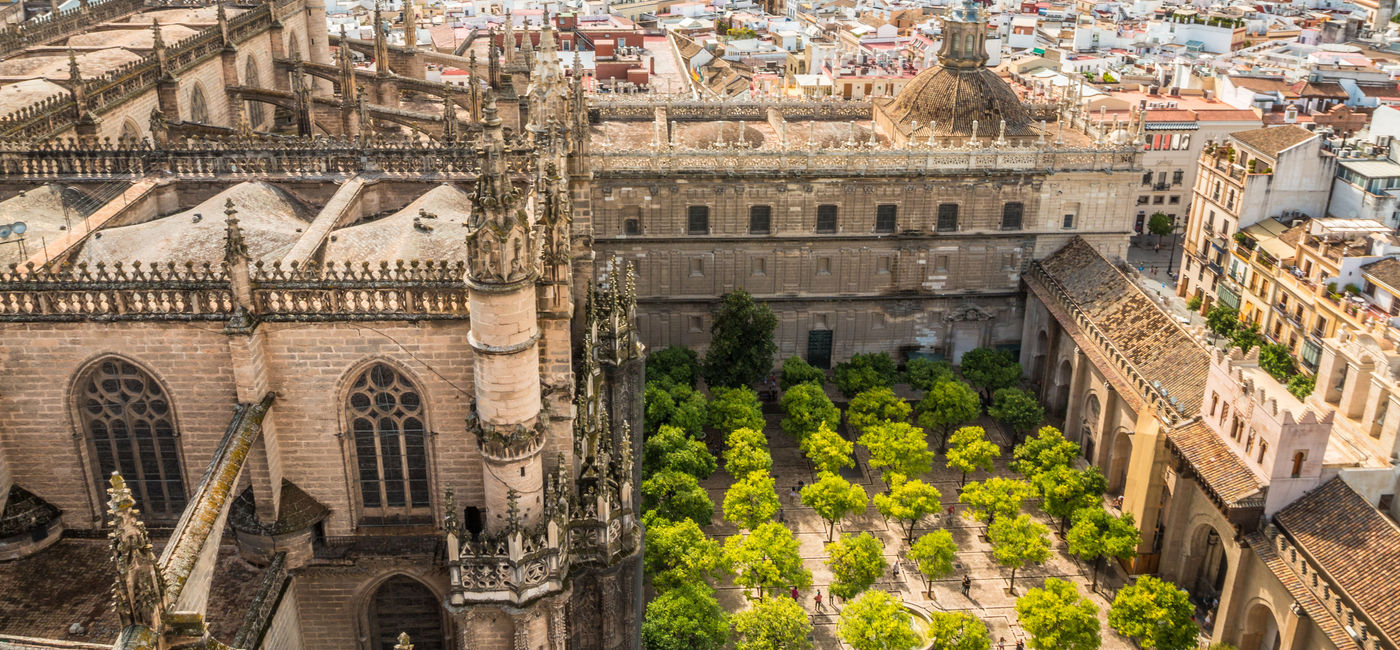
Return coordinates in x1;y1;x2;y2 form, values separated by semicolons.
1166;420;1264;508
1363;257;1400;292
322;184;474;263
878;66;1035;138
1233;124;1316;157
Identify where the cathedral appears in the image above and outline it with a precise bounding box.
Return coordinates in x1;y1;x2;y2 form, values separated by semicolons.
0;0;1145;648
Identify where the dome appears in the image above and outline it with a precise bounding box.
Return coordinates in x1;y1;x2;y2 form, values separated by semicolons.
881;65;1036;139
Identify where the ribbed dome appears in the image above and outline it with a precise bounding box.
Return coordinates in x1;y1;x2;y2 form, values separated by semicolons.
883;65;1035;138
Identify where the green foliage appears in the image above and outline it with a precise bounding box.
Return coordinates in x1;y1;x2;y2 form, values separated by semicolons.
731;596;814;650
958;347;1022;401
649;345;700;388
1259;343;1297;382
1016;578;1101;650
643;515;725;592
1287;373;1316;400
800;471;868;541
925;611;991;650
1035;466;1107;532
645;380;709;438
906;358;954;392
833;353;900;398
1066;508;1141;590
642;470;715;526
779;355;827;390
800;422;854;474
959;477;1032;526
1109;576;1197;650
872;477;942;545
858;421;934;485
726;26;758;38
847;387;912;434
1186;295;1202;311
1230;322;1261;355
642;583;730;650
836;590;919;650
1208;644;1240;650
643;424;717;480
1205;305;1239;340
907;530;959;595
723;522;812;600
702;289;778;388
988;388;1045;444
724;427;773;478
946;426;999;487
915;380;982;452
779;382;840;441
1148;212;1173;238
988;514;1052;593
723;470;781;530
826;532;888;600
709;386;766;434
1012;426;1078;482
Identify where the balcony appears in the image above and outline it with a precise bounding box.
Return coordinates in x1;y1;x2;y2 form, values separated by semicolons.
1207;262;1224;276
1153;182;1171;191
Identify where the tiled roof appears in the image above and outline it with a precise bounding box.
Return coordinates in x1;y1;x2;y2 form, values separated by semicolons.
1194;109;1261;122
1037;238;1210;416
1144;109;1196;123
1245;530;1355;649
1274;478;1400;645
1165;420;1265;509
1233;124;1316;157
1363;257;1400;292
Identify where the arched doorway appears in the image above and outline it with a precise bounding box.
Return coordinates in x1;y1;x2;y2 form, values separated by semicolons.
1240;602;1281;650
1080;393;1101;457
1184;524;1230;603
366;575;446;650
1106;429;1131;494
1032;329;1049;387
1051;359;1073;415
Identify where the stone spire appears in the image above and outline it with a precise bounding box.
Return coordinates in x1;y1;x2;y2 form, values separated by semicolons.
502;9;515;64
107;472;167;632
401;0;416;52
487;28;501;88
466;89;529;287
373;1;390;76
151;20;168;78
224;199;255;315
217;1;230;48
441;89;459;141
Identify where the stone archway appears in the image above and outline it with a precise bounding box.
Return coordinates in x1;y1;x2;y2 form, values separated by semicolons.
1050;358;1073;415
1106;428;1131;494
1080;393;1101;459
365;575;447;650
1240;601;1282;650
1032;329;1049;387
1182;523;1230;603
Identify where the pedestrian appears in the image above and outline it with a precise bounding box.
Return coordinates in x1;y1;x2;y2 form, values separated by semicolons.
998;637;1006;650
814;590;823;612
892;563;900;579
789;486;799;503
778;508;786;524
790;585;799;601
947;504;955;518
961;574;972;597
1015;640;1024;650
1204;610;1213;628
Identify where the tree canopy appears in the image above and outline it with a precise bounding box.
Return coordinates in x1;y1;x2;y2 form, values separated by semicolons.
826;532;887;600
801;471;868;542
907;530;958;596
701;289;778;388
958;477;1032;527
959;347;1022;402
780;382;840;441
988;513;1052;593
645;380;709;438
847;387;912;434
872;476;942;545
648;345;700;388
1015;578;1101;650
1035;466;1107;533
800;422;854;474
723;470;781;530
709;386;766;434
642;582;730;650
723;522;812;600
1108;576;1198;650
724;427;773;478
988;388;1045;445
779;355;827;390
642;469;715;526
643;515;725;592
926;611;991;650
1012;426;1078;482
833;353;900;398
643;424;717;480
836;590;920;650
1205;305;1239;341
858;421;934;485
1148;212;1174;240
916;380;982;452
946;425;999;487
1258;342;1297;382
1066;507;1141;591
906;358;954;392
731;595;814;650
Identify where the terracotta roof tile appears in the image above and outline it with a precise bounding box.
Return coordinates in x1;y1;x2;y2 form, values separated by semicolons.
1362;257;1400;292
1166;420;1265;508
1274;478;1400;645
1245;530;1355;649
1233;125;1316;157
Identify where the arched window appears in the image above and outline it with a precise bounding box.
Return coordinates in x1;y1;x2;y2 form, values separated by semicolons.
1290;451;1305;478
188;83;209;123
244;57;264;128
347;363;431;524
76;358;186;520
367;576;446;650
119;119;141;144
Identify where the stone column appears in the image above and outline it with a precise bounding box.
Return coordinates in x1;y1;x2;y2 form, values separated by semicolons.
1340;359;1373;420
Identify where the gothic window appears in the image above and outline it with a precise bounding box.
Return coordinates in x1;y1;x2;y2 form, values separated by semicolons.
936;204;959;232
244;57;264;128
749;205;772;234
188;83;209;123
347;363;431;524
119;119;141;144
76;358;186;521
875;204;897;233
1290;451;1305;478
1001;202;1023;231
367;576;446;650
687;205;709;235
816;205;838;233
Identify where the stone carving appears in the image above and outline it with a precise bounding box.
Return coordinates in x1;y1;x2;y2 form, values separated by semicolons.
107;472;167;631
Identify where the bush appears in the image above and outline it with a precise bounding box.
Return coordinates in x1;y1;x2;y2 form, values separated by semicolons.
648;346;700;388
1258;343;1296;382
1186;295;1202;311
708;386;765;434
780;382;840;441
646;380;709;438
847;387;911;434
1287;373;1316;401
906;358;954;392
834;353;899;398
780;355;827;390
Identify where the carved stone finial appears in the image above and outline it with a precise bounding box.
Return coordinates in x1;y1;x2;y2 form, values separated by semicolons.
394;632;414;650
224;198;247;264
506;488;521;530
108;472;167;631
67;49;82;84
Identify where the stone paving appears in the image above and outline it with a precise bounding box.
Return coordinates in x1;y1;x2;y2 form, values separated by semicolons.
697;412;1141;649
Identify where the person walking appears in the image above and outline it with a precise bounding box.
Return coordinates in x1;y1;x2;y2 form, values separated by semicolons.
814;590;823;612
790;586;799;601
1015;639;1025;650
961;574;972;597
997;637;1006;650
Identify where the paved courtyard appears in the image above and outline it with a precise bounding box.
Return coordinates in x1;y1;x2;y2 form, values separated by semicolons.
696;410;1153;649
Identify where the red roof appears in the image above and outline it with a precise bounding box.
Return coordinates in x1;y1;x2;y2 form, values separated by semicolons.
1195;109;1260;121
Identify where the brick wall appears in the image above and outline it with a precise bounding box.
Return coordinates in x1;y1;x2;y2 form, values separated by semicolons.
258;582;307;650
